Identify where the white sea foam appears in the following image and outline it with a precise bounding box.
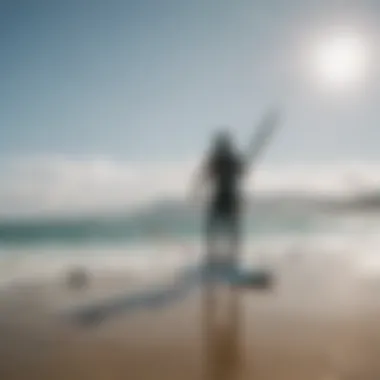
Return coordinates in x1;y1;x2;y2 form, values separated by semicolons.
2;220;380;290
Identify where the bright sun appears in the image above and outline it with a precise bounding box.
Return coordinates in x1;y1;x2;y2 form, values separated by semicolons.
311;33;369;89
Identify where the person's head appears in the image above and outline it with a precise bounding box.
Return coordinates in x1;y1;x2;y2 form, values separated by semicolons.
212;128;234;155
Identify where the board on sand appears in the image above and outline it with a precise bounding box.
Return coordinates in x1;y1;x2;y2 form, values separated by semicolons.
202;261;273;289
233;268;273;289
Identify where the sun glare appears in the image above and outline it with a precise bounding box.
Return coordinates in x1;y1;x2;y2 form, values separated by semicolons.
311;33;369;90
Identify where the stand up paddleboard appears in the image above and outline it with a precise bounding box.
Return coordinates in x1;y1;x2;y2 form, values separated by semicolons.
202;261;273;289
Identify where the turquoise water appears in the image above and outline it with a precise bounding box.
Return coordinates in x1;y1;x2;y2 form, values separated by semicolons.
0;210;321;247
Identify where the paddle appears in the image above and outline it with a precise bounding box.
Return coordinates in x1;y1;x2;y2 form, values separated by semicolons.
244;107;282;171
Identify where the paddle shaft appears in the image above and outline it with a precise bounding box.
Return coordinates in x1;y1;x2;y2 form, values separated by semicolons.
244;108;281;171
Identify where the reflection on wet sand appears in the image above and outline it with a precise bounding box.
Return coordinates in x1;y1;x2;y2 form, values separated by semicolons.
202;284;243;380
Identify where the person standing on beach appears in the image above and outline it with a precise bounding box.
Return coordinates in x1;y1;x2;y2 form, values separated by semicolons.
198;130;244;265
193;110;280;267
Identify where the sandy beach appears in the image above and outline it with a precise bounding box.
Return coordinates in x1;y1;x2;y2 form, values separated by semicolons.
1;256;380;380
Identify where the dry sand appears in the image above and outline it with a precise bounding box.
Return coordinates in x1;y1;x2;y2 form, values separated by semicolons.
1;257;380;380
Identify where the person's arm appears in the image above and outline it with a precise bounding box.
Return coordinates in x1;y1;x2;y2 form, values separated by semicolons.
244;108;281;172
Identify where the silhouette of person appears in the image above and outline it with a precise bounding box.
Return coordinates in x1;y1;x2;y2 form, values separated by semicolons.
194;110;280;267
202;129;243;266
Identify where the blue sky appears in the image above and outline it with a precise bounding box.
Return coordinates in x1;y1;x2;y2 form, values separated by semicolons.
1;0;379;163
2;1;380;217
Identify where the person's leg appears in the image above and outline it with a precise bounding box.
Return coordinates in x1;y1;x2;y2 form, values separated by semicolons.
227;211;241;269
205;209;220;266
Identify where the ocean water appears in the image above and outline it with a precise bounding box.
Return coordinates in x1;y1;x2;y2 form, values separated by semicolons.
1;206;380;288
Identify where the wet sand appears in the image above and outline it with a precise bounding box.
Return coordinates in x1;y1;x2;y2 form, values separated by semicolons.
1;257;380;380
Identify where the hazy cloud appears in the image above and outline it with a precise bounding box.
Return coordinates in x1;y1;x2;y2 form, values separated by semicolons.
0;156;380;218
